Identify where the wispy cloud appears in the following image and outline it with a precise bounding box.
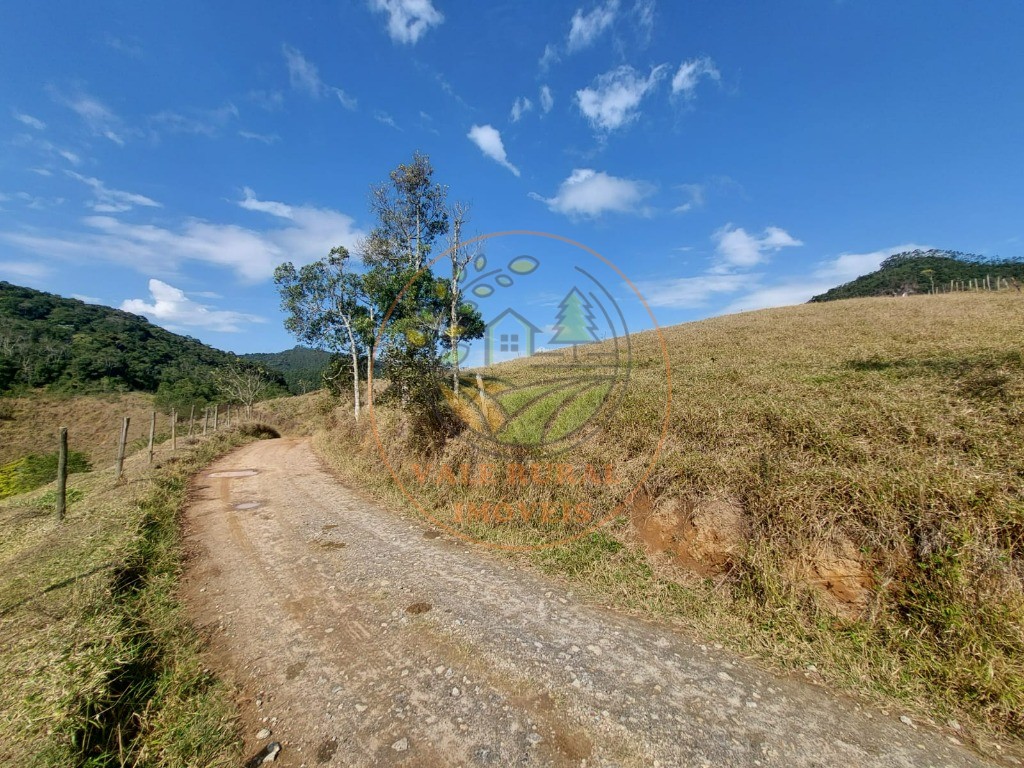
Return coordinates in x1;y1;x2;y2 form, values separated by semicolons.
633;0;655;45
510;96;533;122
66;171;162;213
52;90;128;145
247;89;284;111
671;56;720;98
238;130;280;144
122;279;264;332
13;111;46;130
282;45;357;109
0;260;52;281
635;272;749;308
467;124;520;177
538;44;560;72
1;189;363;283
531;168;654;218
567;0;620;52
672;183;705;214
539;85;554;114
104;34;143;57
576;64;666;133
369;0;444;44
374;111;400;129
149;103;238;137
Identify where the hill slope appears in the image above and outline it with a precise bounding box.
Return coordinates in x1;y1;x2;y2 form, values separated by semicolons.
303;291;1024;739
810;249;1024;302
241;345;331;394
0;281;240;393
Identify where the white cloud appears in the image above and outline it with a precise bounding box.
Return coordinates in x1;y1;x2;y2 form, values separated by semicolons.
531;168;653;218
567;0;620;52
238;130;280;144
0;260;52;281
633;0;655;45
1;190;363;284
370;0;444;44
671;56;720;98
576;64;666;132
374;111;399;129
510;96;533;122
121;279;264;333
673;183;705;213
282;45;357;109
635;273;748;308
66;171;161;213
13;112;45;130
539;85;554;113
248;89;284;111
538;43;560;72
150;103;238;137
467;124;520;177
712;224;802;271
61;92;127;145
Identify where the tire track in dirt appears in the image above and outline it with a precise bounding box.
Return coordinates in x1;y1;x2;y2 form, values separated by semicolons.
182;437;994;767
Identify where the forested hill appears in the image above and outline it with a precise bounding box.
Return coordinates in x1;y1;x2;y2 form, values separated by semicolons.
810;249;1024;302
241;346;331;394
0;281;241;393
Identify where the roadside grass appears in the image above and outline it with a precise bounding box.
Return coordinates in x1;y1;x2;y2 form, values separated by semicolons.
0;427;258;766
288;292;1024;747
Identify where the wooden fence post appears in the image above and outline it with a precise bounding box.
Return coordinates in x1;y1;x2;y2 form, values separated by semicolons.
226;404;231;427
115;417;130;482
148;410;156;464
188;404;195;436
171;410;177;452
56;426;67;522
203;407;209;436
213;404;219;432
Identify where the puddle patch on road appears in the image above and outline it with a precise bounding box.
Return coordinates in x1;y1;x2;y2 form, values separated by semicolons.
405;602;432;615
423;530;441;539
315;738;338;764
208;469;259;478
318;541;347;550
322;524;338;531
234;502;260;510
285;660;307;680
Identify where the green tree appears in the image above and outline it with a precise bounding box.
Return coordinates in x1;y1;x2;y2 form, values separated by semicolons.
275;247;368;419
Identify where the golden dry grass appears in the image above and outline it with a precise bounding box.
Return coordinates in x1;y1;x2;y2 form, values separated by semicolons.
290;291;1024;745
0;392;161;467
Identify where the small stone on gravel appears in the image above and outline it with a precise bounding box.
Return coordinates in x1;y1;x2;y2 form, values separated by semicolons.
256;727;272;740
392;737;409;752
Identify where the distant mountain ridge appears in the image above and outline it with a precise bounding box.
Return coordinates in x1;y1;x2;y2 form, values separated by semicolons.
0;281;286;396
810;249;1024;302
241;346;331;394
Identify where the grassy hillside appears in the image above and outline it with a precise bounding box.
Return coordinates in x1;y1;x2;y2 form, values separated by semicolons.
241;345;331;394
295;291;1024;743
0;281;241;394
811;249;1024;301
0;392;160;467
0;417;268;765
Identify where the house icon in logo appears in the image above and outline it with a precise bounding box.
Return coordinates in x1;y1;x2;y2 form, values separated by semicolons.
483;308;543;365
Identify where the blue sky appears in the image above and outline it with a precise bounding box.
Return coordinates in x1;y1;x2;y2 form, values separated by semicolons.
1;0;1022;354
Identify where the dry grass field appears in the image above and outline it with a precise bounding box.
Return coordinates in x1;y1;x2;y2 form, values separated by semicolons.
291;291;1024;743
0;392;162;468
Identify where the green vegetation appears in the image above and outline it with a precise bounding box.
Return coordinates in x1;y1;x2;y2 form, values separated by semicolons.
275;152;484;427
0;450;90;500
241;345;332;394
300;291;1024;741
0;427;262;765
811;249;1024;301
0;281;237;393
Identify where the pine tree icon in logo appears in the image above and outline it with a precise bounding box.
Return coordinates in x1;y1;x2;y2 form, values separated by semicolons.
550;288;600;353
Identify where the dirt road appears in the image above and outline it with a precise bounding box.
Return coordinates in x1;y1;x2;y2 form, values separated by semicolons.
182;438;992;767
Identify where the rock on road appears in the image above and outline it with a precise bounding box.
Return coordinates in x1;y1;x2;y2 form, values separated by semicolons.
182;437;992;767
